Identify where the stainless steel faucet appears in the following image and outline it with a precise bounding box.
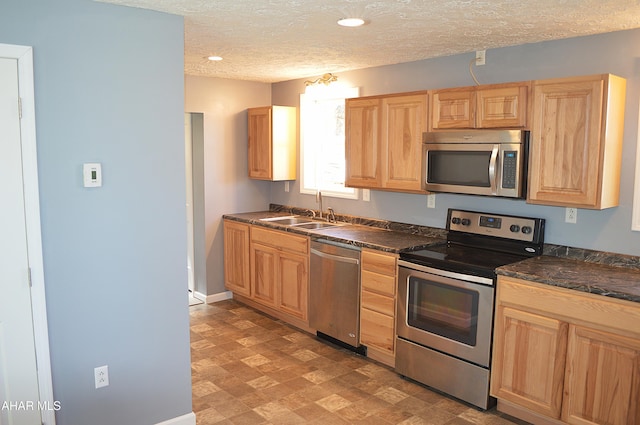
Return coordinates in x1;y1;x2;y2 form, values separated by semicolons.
316;191;323;220
327;207;336;223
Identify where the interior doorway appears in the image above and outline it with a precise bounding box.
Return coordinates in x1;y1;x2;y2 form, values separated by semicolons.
185;113;195;295
185;113;206;305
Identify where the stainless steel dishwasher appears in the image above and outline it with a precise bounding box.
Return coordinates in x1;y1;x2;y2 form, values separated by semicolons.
309;240;365;354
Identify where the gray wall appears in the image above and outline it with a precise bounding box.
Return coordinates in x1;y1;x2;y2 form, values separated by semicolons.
271;29;640;257
0;1;193;424
185;76;272;296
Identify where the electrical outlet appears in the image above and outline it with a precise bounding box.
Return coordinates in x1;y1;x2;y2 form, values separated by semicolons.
427;194;436;209
284;181;290;192
476;50;486;66
362;189;370;202
565;207;577;224
94;365;109;389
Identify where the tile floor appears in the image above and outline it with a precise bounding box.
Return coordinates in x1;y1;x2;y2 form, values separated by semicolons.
190;300;529;425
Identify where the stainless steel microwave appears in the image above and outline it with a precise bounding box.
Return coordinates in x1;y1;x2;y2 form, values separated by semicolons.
423;130;529;198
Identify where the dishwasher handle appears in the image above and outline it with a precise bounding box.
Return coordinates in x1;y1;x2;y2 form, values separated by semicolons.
310;248;360;265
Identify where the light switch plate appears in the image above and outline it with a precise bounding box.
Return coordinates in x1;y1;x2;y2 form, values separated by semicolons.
83;163;102;187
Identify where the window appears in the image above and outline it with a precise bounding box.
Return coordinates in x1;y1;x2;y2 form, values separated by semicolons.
300;85;359;199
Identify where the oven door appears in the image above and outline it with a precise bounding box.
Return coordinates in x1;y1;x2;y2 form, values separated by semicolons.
397;262;495;367
424;143;523;198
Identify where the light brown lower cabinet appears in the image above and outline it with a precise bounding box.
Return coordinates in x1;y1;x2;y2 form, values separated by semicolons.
223;221;310;328
250;226;308;322
223;220;251;297
491;276;640;425
359;248;398;367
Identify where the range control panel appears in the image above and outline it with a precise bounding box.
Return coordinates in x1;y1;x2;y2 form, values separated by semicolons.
447;209;544;243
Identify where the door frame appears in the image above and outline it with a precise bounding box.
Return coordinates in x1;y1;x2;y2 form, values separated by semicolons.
1;43;56;425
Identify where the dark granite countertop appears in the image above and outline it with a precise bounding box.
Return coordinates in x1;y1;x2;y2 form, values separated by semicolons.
497;255;640;303
223;211;445;253
225;206;640;304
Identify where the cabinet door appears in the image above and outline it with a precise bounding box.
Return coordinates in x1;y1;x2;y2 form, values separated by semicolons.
278;252;308;321
223;220;251;297
430;88;475;129
345;98;382;188
250;242;277;308
381;94;427;192
491;306;568;419
562;325;640;425
476;85;528;128
248;106;272;180
528;78;604;207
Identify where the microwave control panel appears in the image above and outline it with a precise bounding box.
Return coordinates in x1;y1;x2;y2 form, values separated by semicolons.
501;151;518;189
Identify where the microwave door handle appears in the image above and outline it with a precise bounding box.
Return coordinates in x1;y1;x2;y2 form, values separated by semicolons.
488;145;499;194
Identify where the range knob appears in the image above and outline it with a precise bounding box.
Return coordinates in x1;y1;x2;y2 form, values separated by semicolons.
521;226;533;234
510;224;520;233
461;218;471;226
451;217;461;225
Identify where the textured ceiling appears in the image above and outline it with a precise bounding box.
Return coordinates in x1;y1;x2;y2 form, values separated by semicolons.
98;0;640;83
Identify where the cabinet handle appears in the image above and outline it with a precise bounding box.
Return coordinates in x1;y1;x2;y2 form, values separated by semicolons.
489;144;499;195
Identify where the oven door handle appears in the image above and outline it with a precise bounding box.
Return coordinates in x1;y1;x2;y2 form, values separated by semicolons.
398;260;494;286
488;144;499;195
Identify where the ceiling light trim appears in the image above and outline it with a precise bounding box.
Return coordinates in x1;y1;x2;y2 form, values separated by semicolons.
337;17;365;27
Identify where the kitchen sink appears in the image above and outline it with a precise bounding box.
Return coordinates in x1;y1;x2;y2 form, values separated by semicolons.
258;215;347;230
258;216;313;225
290;221;345;230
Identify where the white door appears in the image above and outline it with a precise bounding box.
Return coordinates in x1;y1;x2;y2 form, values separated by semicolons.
0;57;42;424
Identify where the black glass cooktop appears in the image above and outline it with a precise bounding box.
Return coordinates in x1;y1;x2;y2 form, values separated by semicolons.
400;242;530;280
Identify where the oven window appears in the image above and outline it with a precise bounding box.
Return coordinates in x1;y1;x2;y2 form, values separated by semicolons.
427;151;491;187
407;276;479;346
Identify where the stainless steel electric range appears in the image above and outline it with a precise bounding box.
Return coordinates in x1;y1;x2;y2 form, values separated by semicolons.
395;208;545;409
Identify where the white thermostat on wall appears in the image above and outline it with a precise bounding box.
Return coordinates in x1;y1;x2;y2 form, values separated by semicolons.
83;163;102;187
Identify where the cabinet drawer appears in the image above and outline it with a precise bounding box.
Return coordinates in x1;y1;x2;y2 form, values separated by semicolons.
498;276;640;338
361;308;395;352
362;269;396;296
251;226;308;254
361;249;396;276
361;290;395;316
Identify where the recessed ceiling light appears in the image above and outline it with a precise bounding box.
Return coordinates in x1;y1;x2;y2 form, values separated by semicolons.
337;18;365;27
207;56;223;61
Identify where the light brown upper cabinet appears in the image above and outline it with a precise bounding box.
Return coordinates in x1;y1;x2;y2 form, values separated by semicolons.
247;106;296;181
345;92;427;193
345;98;381;188
527;74;626;209
430;82;529;129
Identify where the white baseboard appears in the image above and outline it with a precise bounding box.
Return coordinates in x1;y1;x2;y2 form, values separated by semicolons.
155;411;196;425
193;290;232;304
